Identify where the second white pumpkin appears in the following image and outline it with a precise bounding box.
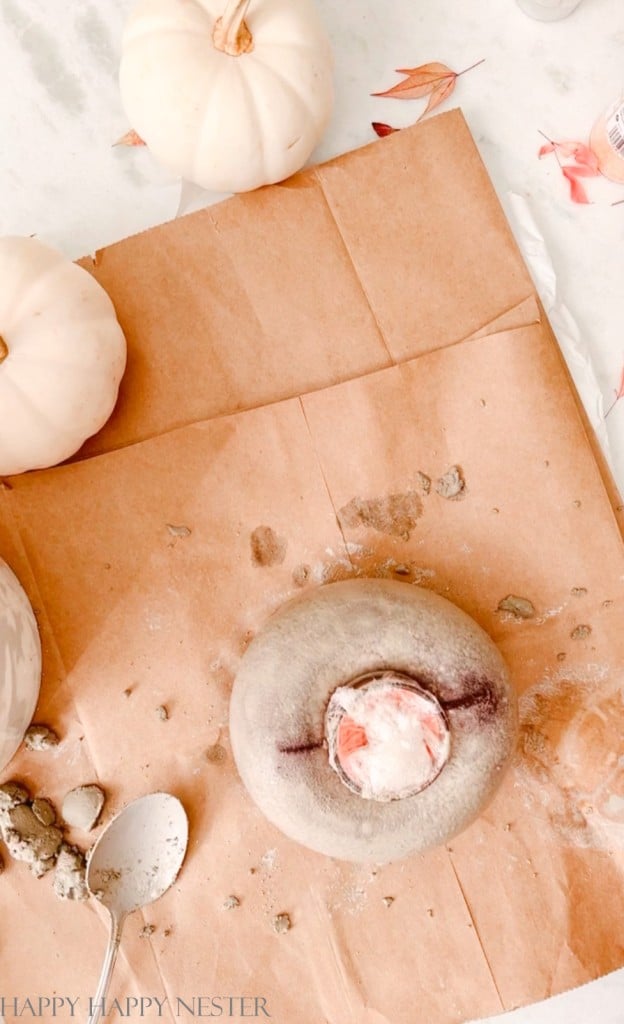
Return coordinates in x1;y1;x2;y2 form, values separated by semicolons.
0;237;126;477
119;0;334;193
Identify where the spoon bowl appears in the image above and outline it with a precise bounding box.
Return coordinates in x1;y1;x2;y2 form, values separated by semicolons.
85;792;188;1024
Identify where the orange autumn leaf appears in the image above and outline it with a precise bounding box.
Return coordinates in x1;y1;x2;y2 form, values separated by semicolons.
114;128;146;148
373;62;454;99
372;59;484;103
419;76;457;120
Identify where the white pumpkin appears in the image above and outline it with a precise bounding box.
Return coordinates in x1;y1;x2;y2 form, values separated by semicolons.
0;560;41;772
119;0;334;193
0;237;127;477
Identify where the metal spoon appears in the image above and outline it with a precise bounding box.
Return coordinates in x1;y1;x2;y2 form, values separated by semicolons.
85;792;188;1024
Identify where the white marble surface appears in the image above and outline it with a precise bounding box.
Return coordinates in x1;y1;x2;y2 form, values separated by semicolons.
1;0;624;1021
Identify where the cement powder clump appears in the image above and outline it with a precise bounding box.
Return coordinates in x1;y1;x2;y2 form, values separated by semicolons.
0;782;29;810
24;724;59;751
1;803;63;877
53;844;88;900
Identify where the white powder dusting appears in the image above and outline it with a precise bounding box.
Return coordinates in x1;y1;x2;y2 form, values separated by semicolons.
516;663;624;850
260;848;278;871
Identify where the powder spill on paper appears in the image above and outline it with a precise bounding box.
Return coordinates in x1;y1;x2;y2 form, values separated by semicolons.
338;491;424;540
516;665;624;848
250;526;287;567
206;743;227;764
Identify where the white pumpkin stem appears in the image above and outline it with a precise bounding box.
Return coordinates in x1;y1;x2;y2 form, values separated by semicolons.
213;0;254;55
0;337;7;364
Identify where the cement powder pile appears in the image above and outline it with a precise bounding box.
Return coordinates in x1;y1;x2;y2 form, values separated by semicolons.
0;778;105;898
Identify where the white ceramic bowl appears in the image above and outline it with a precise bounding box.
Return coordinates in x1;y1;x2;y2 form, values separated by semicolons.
0;560;42;771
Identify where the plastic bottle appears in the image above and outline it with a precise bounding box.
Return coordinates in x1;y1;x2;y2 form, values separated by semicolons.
590;98;624;183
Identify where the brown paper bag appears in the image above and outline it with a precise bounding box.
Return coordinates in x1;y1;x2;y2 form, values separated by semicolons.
1;110;623;1024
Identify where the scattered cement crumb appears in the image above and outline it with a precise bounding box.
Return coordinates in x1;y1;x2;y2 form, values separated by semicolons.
62;785;105;831
573;500;582;509
156;705;169;721
206;743;226;764
32;798;56;827
166;524;191;538
24;724;59;751
272;913;291;934
416;471;431;494
556;652;567;662
139;924;156;938
164;927;172;937
603;599;613;608
571;587;588;597
382;896;395;908
571;624;592;640
123;687;133;698
338;491;423;540
223;895;240;910
427;908;435;917
497;595;536;620
53;844;88;901
1;803;63;876
250;526;287;567
0;781;30;810
292;564;311;587
95;868;121;884
435;466;466;501
261;849;278;870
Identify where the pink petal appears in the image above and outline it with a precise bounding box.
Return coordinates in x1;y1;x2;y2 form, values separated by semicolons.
562;166;591;204
538;142;555;158
566;164;599;178
569;143;600;173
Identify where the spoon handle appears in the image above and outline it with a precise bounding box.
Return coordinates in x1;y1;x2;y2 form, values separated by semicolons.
87;913;124;1024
